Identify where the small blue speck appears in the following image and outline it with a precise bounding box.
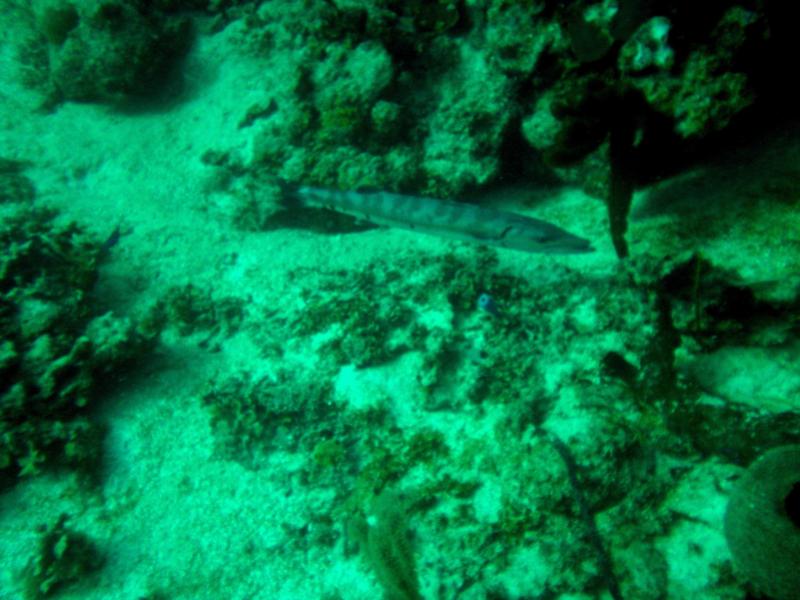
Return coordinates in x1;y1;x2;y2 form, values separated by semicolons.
477;292;500;317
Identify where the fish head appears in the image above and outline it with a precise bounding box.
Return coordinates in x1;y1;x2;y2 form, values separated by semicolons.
502;218;595;254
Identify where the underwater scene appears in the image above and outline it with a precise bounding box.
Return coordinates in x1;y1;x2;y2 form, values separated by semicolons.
1;0;799;599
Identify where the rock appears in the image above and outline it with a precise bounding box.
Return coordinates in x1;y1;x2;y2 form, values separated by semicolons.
723;445;800;600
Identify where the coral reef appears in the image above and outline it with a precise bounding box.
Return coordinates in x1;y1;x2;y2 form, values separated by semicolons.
188;1;800;257
7;0;791;257
185;237;798;597
1;1;798;598
187;245;721;596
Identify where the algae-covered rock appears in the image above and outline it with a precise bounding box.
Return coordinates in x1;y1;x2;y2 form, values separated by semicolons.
202;368;333;465
724;445;800;600
21;0;193;104
421;43;514;196
620;6;762;139
0;207;155;479
485;1;557;75
145;282;245;339
0;158;36;204
21;513;103;599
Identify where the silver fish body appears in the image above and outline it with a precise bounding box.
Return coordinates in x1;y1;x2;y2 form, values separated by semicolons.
280;182;593;254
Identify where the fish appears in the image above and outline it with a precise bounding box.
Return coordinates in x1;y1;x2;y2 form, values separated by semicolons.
277;180;594;254
477;292;502;317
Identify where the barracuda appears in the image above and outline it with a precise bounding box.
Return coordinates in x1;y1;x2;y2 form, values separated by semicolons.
278;181;594;254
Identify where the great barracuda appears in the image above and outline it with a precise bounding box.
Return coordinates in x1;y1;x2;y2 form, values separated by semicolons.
278;181;594;254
